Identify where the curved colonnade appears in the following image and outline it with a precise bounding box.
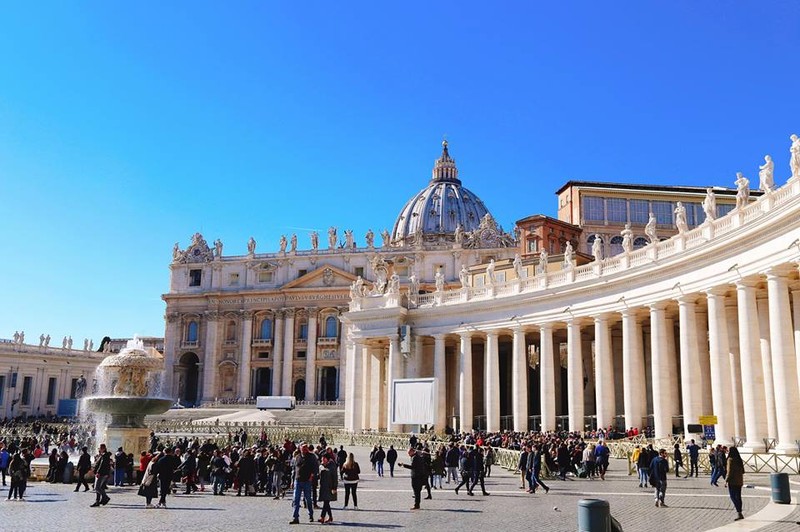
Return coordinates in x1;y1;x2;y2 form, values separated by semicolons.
343;175;800;454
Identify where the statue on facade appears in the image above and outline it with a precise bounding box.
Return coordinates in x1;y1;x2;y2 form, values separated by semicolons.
645;213;658;243
380;229;391;248
13;331;19;344
310;231;319;251
67;336;73;350
172;242;181;261
279;235;287;253
89;339;93;351
538;249;548;273
39;333;45;347
213;239;223;259
365;229;374;248
454;224;463;245
434;268;445;292
458;265;469;288
513;254;523;278
735;172;750;210
62;336;68;349
349;276;365;299
103;339;111;353
328;227;338;249
563;241;574;266
387;272;400;294
18;331;24;345
44;334;50;347
247;236;256;255
485;259;495;286
408;270;420;296
344;229;355;249
290;234;297;252
702;188;716;222
621;223;634;253
759;155;775;191
591;235;603;260
790;134;800;179
513;225;521;242
83;338;89;351
75;374;87;399
674;202;689;234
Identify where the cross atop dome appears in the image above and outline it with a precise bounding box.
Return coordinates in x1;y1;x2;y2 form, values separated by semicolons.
431;138;460;184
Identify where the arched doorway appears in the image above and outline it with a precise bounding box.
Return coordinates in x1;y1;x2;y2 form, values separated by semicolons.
254;368;271;396
320;367;338;401
294;379;305;401
177;352;200;406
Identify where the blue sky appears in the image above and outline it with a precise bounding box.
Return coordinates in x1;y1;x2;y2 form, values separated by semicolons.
1;1;799;343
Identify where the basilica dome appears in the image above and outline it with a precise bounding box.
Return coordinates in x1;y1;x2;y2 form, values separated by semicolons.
391;141;492;246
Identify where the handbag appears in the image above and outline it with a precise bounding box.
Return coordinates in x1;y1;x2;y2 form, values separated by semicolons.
330;488;338;502
137;483;148;497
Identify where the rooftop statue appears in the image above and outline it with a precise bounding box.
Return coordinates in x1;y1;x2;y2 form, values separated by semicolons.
247;236;256;255
702;188;717;222
790;134;800;179
485;259;495;286
380;229;391;248
735;172;750;210
591;235;603;261
290;234;297;252
563;241;574;266
310;231;319;251
759;155;775;192
674;202;689;234
645;213;658;243
279;235;287;253
621;224;633;254
328;227;338;249
365;229;374;248
459;264;470;288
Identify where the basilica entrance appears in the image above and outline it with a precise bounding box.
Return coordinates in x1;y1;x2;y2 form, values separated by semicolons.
254;368;272;396
319;367;338;401
294;379;305;401
176;352;199;406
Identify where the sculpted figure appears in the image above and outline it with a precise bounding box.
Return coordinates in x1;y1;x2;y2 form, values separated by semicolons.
44;334;50;347
759;155;775;191
513;253;523;278
328;227;337;249
702;188;716;222
454;224;463;245
13;331;19;344
735;172;750;209
380;229;391;248
89;339;93;351
83;338;89;351
350;276;365;299
485;259;495;286
408;271;420;295
62;336;68;349
310;231;319;251
247;236;256;255
674;202;688;234
539;249;548;273
279;235;287;253
67;336;73;349
563;241;574;266
172;242;181;261
75;374;87;398
790;134;800;179
290;234;297;252
19;331;23;344
591;235;603;260
621;224;634;253
434;268;445;292
459;264;470;288
644;213;658;243
344;230;354;249
39;333;45;347
388;272;400;294
365;229;374;248
213;239;223;258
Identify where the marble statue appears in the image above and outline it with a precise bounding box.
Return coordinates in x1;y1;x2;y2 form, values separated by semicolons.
39;333;45;347
735;172;750;210
344;229;354;249
310;231;319;251
513;253;523;278
380;229;391;248
513;225;521;242
172;242;181;261
247;236;256;255
702;188;717;222
75;374;87;399
365;229;374;248
454;224;463;245
459;264;470;288
89;339;93;351
279;235;287;253
563;241;574;266
328;227;338;249
621;223;634;253
83;338;89;351
485;259;495;286
213;239;223;259
674;202;688;234
539;249;548;273
434;268;445;292
62;336;68;349
13;331;19;344
591;235;603;260
759;155;775;191
387;272;400;294
44;334;50;347
350;276;365;299
18;331;24;345
372;270;387;295
408;271;420;296
67;336;73;350
103;340;111;353
290;234;297;252
790;134;800;179
645;213;658;243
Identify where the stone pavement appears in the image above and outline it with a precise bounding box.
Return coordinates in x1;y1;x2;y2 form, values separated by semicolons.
1;446;797;532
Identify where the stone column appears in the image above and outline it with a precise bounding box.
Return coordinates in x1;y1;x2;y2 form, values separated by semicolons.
756;295;778;439
664;316;680;420
765;268;800;452
706;288;735;446
163;312;181;396
539;324;556;432
511;327;528;432
305;310;318;401
239;311;253;399
621;309;646;430
676;295;701;435
726;299;745;438
361;346;372;430
649;303;671;438
736;279;768;451
433;334;447;432
695;308;714;415
792;283;800;419
485;331;500;432
202;311;220;401
281;309;295;397
567;319;584;433
458;333;474;433
593;315;615;430
344;340;363;432
271;311;284;396
387;334;402;432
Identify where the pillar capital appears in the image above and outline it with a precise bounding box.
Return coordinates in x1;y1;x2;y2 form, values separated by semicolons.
648;301;668;312
765;264;794;280
675;293;699;305
458;331;473;340
734;277;760;290
704;286;728;298
485;330;499;340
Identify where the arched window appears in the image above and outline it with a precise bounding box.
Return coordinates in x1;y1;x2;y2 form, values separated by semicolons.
187;321;198;342
633;237;648;250
225;320;236;341
324;316;338;338
298;320;308;340
260;318;272;340
609;236;624;257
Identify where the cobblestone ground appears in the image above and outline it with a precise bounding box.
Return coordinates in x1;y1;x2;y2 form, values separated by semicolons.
1;447;796;532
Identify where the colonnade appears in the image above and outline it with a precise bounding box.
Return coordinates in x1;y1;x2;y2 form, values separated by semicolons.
346;266;800;453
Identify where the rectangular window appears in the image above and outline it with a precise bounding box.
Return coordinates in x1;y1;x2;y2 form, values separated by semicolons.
583;196;605;222
606;198;627;223
298;323;308;340
685;202;701;226
527;240;538;253
0;376;5;404
258;271;273;283
297;269;307;278
652;201;673;225
629;200;649;224
297;350;307;359
717;203;735;217
354;267;364;278
21;376;33;405
189;269;202;287
229;272;240;286
46;377;57;405
10;372;17;388
495;271;506;283
258;351;270;359
70;378;78;399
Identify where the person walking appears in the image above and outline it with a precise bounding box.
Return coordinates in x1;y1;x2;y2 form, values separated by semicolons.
386;445;398;477
374;445;386;478
7;453;29;501
595;441;610;480
685;439;700;478
454;446;474;496
470;447;490;496
0;445;9;487
649;448;669;507
74;447;92;492
726;447;745;521
445;443;460;484
318;455;335;524
399;447;427;510
90;444;113;507
139;450;160;508
341;452;360;510
530;445;550;494
637;445;652;488
289;444;318;524
155;447;181;509
114;447;127;487
673;443;684;478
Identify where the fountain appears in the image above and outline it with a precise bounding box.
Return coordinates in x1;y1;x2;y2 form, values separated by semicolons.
83;336;172;453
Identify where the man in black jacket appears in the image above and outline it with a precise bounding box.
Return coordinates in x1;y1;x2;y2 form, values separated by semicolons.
399;447;426;510
386;445;398;477
74;447;91;492
156;447;181;508
90;444;112;507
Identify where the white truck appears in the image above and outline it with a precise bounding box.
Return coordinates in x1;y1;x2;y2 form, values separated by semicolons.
256;395;296;411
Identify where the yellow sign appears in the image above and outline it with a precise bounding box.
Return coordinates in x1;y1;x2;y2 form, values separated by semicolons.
698;415;718;425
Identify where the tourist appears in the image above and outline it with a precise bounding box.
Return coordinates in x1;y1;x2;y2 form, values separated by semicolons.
685;439;700;478
445;443;459;484
181;448;199;495
289;444;317;524
637;445;652;488
7;453;29;501
336;445;347;479
0;444;9;487
156;446;181;508
341;452;360;510
711;445;727;486
726;447;745;521
139;450;160;508
484;446;495;477
235;449;256;496
374;445;386;477
399;447;427;510
90;443;112;507
595;440;610;480
454;445;473;496
650;448;669;508
114;447;127;486
430;447;445;489
211;449;228;495
673;443;684;478
470;447;490;496
46;448;58;483
317;455;335;524
386;445;398;477
272;449;287;498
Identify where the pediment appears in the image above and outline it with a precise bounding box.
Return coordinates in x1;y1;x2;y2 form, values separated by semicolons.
282;265;358;289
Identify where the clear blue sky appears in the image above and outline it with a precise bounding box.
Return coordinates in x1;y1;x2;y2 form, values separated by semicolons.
1;1;799;344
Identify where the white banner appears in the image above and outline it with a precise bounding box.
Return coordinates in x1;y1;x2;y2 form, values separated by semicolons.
391;378;436;425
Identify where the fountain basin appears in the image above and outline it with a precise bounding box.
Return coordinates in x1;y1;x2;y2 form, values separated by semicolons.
84;397;173;428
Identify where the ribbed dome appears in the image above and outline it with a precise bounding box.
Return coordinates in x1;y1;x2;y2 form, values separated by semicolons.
391;141;492;246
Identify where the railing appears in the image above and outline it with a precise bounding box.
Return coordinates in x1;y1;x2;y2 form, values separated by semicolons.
180;340;199;349
222;339;237;347
317;337;338;346
252;338;272;347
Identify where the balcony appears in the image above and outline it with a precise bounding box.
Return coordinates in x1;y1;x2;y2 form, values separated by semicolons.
295;338;308;348
181;341;199;349
252;338;272;347
317;337;338;347
223;339;238;347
